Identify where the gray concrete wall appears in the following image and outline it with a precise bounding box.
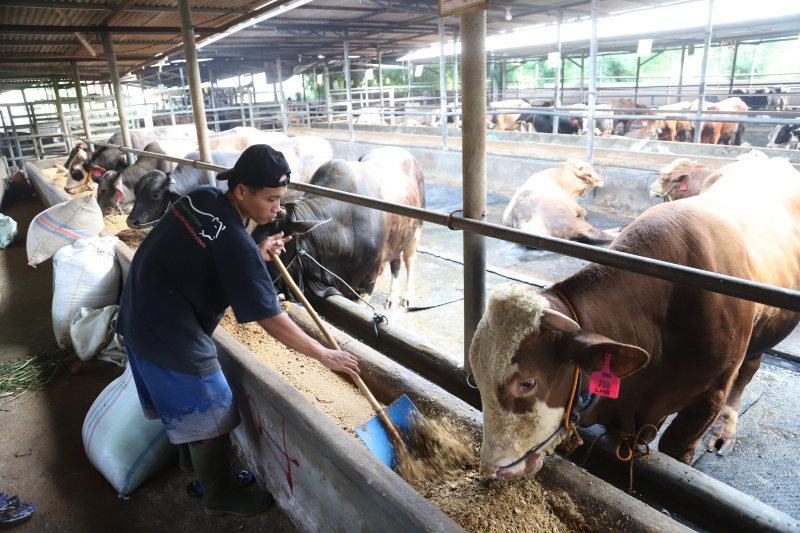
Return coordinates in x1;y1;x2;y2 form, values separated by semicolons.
329;140;661;219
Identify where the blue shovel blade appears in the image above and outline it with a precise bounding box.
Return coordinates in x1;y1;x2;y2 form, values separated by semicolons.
354;394;421;469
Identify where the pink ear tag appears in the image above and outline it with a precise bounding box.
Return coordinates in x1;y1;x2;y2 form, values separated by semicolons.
93;170;102;178
589;353;620;398
117;191;123;202
679;183;687;191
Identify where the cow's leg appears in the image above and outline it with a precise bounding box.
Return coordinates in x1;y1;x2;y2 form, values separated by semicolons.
386;257;403;309
659;386;728;464
401;225;422;307
704;354;761;455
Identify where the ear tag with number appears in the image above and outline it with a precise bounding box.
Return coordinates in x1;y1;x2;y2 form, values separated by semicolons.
679;183;687;191
589;353;620;399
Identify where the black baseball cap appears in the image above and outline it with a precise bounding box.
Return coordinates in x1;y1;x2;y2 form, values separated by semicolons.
216;144;291;189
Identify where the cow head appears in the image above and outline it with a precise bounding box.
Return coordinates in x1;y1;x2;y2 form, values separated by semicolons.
96;171;122;215
564;159;603;196
650;158;707;201
66;143;91;184
252;212;334;299
126;170;178;228
642;120;662;139
469;283;649;479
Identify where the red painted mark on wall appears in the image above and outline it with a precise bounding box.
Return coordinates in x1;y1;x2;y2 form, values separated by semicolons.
247;395;300;494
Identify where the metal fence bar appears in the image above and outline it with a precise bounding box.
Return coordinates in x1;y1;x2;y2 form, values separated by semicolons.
69;134;800;314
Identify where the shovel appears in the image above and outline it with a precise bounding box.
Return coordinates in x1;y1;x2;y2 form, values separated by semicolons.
269;251;422;468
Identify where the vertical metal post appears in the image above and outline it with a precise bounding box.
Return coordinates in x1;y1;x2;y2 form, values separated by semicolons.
693;0;714;143
102;31;134;166
237;64;247;127
460;10;487;372
377;45;385;124
323;63;332;125
728;41;739;94
579;54;585;99
20;90;41;160
7;105;23;164
177;0;214;185
678;44;686;99
500;60;506;99
489;52;497;101
52;78;73;152
438;17;449;150
634;57;641;104
71;62;92;149
276;55;289;135
586;0;598;163
343;33;354;143
408;61;413;101
179;66;186;115
208;68;220;132
553;11;562;134
748;46;757;87
453;28;460;129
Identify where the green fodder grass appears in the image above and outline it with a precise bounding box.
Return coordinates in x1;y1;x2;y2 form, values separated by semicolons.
0;348;75;399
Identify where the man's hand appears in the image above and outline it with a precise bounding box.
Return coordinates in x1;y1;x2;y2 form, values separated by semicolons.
258;231;292;262
316;348;360;379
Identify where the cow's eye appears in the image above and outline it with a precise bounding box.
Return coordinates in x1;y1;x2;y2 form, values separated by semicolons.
519;379;536;393
151;193;159;199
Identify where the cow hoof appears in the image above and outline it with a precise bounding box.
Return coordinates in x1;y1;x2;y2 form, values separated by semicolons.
386;296;401;310
704;406;738;456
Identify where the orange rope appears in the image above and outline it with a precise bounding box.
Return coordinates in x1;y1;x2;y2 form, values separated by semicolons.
550;287;581;432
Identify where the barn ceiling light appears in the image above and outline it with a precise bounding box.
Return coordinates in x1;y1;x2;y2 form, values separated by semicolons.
505;7;512;21
637;38;653;57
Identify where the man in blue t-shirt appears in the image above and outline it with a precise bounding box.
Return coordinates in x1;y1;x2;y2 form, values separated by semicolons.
117;144;359;517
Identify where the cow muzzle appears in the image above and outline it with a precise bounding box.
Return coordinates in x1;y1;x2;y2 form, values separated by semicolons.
483;453;545;479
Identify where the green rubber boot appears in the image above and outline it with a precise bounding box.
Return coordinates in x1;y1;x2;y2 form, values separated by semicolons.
177;443;193;473
188;440;274;517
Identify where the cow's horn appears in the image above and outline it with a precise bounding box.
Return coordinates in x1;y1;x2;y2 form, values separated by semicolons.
542;308;580;333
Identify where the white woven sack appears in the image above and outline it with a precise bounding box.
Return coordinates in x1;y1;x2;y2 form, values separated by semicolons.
52;236;121;349
82;365;176;497
70;305;126;366
0;213;18;249
27;195;104;266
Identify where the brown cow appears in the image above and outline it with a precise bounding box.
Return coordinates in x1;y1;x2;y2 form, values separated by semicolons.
252;146;424;309
607;98;647;134
488;100;532;131
501;159;611;244
471;157;800;478
699;97;748;145
643;101;694;142
649;158;722;202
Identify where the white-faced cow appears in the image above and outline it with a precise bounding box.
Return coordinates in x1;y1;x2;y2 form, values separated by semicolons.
252;146;424;309
471;157;800;479
95;142;175;215
63;142;92;194
502;159;611;244
649;158;723;202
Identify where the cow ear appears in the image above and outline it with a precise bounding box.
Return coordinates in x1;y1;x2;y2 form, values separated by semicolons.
283;218;332;236
567;331;650;378
113;175;125;198
541;308;580;333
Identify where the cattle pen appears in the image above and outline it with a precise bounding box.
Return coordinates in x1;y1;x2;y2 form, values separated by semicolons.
3;0;800;532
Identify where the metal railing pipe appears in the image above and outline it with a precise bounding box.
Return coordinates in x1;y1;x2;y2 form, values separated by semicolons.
69;134;800;313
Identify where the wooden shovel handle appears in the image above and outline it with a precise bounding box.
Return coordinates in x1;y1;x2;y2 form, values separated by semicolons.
269;252;405;448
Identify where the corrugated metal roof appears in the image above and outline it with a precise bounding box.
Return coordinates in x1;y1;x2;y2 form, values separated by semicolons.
0;0;796;92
